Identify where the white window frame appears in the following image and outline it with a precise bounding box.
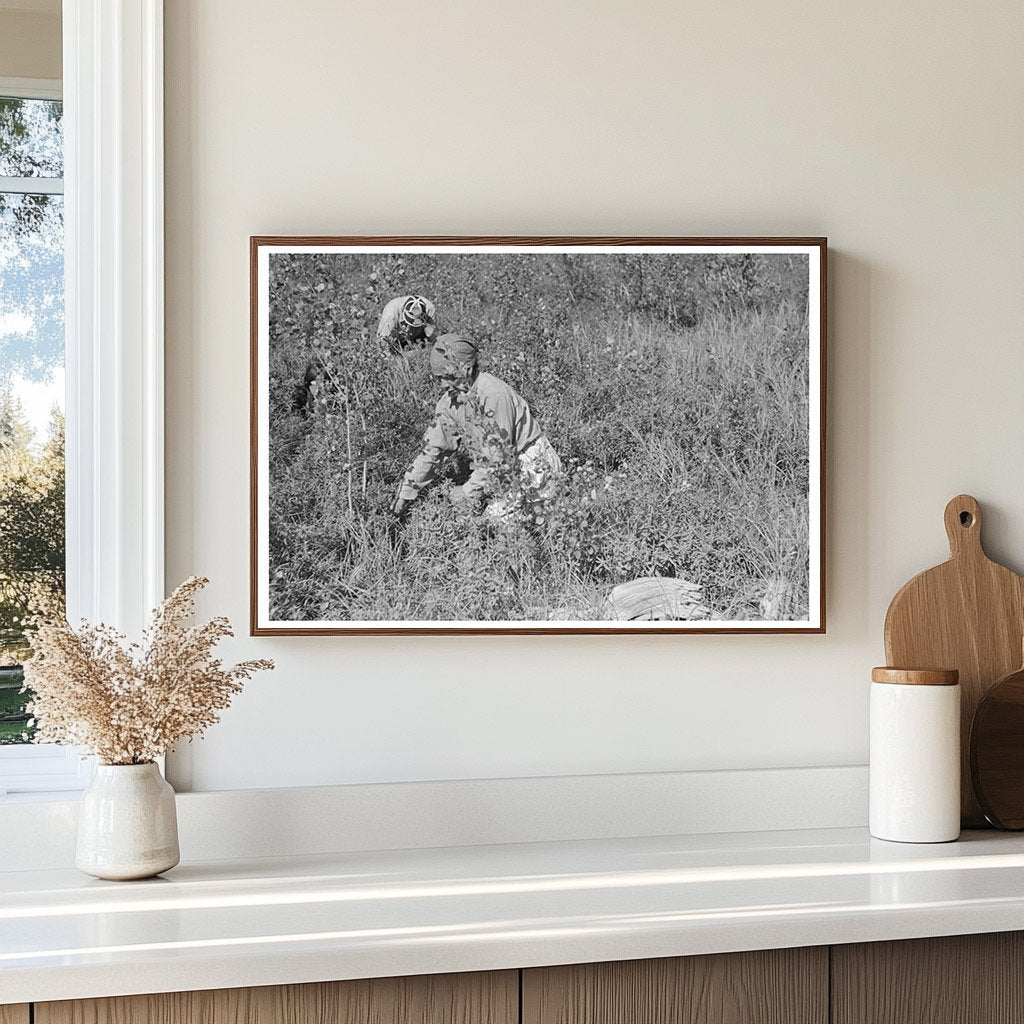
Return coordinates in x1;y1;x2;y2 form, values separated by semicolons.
0;77;61;102
0;0;165;797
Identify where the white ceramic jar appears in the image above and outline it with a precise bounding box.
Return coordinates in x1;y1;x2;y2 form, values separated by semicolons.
76;762;180;880
870;667;961;843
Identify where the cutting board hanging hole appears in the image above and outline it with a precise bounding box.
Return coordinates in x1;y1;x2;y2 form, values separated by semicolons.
944;494;983;555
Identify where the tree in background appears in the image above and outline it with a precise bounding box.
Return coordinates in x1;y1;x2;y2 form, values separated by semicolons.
0;393;65;742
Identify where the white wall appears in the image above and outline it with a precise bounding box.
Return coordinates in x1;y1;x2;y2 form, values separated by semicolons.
163;0;1024;792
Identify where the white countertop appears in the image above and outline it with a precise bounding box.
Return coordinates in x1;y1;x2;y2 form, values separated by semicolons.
4;826;1024;1005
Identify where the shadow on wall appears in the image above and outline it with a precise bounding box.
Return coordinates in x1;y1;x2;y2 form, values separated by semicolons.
825;249;872;639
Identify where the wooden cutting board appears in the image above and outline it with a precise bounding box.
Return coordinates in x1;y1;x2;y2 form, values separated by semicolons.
884;494;1024;826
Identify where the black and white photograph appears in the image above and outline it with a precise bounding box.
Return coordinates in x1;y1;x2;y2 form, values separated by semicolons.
251;238;825;634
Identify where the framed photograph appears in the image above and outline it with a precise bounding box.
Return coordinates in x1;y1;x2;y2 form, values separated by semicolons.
251;237;826;635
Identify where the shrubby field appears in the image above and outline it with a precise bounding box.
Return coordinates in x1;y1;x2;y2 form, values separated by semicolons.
266;252;811;622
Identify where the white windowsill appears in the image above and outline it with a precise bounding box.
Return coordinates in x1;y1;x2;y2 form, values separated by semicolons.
0;745;94;799
0;790;84;804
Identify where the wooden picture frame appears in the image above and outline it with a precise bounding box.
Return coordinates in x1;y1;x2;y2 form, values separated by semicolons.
251;236;826;635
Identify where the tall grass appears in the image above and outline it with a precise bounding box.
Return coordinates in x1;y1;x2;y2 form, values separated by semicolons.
267;253;810;622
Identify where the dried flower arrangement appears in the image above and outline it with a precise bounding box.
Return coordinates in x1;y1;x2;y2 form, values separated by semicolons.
23;577;273;765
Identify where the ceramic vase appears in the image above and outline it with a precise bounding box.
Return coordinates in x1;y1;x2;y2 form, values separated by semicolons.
76;762;180;880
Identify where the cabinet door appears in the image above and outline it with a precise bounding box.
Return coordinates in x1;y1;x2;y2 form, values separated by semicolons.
0;1007;29;1024
832;932;1024;1024
35;971;518;1024
523;948;828;1024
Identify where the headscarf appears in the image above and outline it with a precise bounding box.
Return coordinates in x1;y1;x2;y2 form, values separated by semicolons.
429;333;479;380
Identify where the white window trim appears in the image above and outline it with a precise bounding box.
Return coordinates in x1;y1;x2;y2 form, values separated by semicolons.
63;0;164;632
0;175;64;195
0;76;62;101
0;2;165;797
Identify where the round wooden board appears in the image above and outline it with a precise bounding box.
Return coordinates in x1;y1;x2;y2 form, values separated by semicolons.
971;663;1024;829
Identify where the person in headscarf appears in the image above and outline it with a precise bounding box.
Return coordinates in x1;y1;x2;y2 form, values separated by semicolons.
376;295;437;355
392;333;562;519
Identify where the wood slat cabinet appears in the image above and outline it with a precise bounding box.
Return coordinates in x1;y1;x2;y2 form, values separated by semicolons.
34;972;517;1024
831;932;1024;1024
14;933;1024;1024
522;948;828;1024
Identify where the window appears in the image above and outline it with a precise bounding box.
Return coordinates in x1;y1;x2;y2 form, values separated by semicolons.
0;79;82;795
0;88;65;738
0;4;166;798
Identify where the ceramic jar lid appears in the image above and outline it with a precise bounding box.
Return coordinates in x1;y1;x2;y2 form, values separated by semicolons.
871;667;959;686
